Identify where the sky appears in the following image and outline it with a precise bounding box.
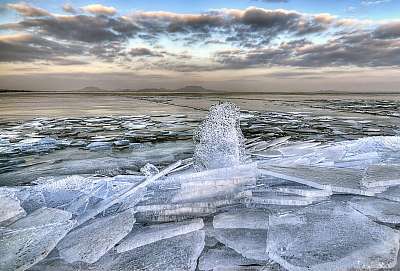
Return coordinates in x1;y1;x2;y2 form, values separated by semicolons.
0;0;400;92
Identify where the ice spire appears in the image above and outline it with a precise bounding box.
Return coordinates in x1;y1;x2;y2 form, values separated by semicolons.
193;102;247;171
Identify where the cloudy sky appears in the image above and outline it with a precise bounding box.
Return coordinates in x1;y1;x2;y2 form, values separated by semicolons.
0;0;400;91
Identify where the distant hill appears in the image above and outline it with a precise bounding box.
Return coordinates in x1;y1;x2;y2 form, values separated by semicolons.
0;89;32;93
175;85;212;92
77;86;108;92
112;86;220;93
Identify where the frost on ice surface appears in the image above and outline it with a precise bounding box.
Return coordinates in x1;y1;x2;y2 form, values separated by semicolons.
0;190;26;226
94;230;205;271
214;228;269;261
213;209;269;229
57;209;136;263
377;185;400;202
198;246;269;271
348;196;400;224
193;102;247;170
266;201;400;271
361;164;400;188
260;165;377;196
116;218;204;253
140;163;159;176
0;208;75;271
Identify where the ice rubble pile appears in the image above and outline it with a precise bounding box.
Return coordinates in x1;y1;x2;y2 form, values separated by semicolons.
1;103;400;271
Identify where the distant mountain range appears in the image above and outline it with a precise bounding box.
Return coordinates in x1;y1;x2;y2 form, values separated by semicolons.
79;85;217;93
1;86;399;95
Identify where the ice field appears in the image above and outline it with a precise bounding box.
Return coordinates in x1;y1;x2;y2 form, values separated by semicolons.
1;96;400;271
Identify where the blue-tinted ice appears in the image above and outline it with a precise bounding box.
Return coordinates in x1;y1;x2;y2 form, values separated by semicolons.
1;102;400;271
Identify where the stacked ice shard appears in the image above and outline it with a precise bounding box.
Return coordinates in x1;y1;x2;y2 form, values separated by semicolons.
1;102;400;270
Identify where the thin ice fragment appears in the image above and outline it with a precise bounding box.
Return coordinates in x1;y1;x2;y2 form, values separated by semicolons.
361;164;400;188
348;197;400;224
0;190;26;226
198;246;268;271
266;201;400;270
57;209;136;264
214;228;269;261
213;209;269;229
260;165;376;196
116;218;204;253
94;231;205;271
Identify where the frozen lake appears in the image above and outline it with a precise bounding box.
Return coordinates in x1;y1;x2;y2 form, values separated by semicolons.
1;93;400;271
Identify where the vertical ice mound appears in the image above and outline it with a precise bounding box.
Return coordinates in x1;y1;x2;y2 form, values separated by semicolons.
193;102;246;171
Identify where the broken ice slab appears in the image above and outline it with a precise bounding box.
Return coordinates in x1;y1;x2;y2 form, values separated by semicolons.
213;209;269;229
268;185;333;197
377;185;400;202
161;163;257;185
212;267;282;271
75;160;181;227
26;258;88;271
334;151;381;169
274;142;322;156
0;157;141;186
19;176;97;212
338;136;400;155
135;192;250;223
16;137;65;154
348;197;400;224
140;163;159;176
361;164;400;188
135;206;216;223
13;175;137;214
145;163;257;204
214;228;269;261
57;209;136;264
0;208;75;271
260;165;377;196
198;246;268;271
258;136;400;168
8;207;72;229
116;218;204;253
171;177;255;203
266;201;400;271
94;231;205;271
244;192;328;206
0;190;26;226
86;141;112;151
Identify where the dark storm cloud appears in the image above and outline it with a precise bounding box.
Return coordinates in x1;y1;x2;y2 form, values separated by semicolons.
15;15;139;43
129;47;163;57
88;42;126;62
214;31;400;68
50;58;89;65
0;6;336;48
130;11;224;34
214;47;289;69
127;7;333;47
0;34;84;62
373;22;400;39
